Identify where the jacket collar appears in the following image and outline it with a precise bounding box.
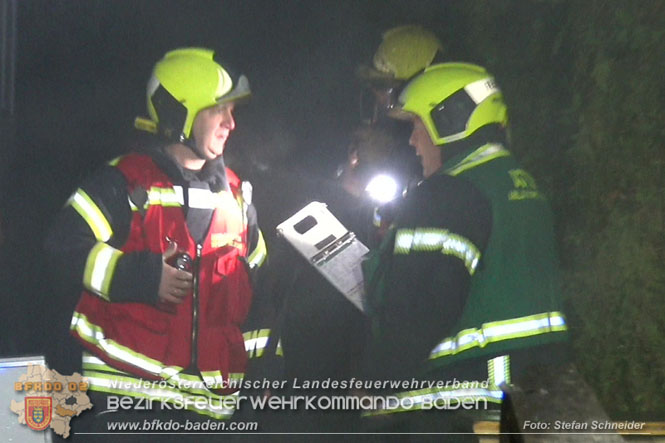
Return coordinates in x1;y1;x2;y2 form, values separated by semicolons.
148;146;230;193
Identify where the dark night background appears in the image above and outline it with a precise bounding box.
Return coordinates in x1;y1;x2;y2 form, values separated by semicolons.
1;0;665;420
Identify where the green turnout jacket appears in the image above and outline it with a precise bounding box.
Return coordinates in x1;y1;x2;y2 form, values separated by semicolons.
363;143;568;412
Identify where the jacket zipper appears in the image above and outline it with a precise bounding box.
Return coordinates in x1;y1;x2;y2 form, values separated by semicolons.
191;243;203;369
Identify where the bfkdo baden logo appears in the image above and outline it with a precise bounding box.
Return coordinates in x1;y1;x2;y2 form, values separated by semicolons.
10;364;93;439
25;397;53;431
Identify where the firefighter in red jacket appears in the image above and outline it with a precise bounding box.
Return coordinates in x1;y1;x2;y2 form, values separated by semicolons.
45;48;269;430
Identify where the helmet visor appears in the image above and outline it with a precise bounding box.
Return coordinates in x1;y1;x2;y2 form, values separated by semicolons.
429;88;477;140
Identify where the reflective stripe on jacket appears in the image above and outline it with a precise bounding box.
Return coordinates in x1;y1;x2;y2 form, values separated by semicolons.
70;153;261;403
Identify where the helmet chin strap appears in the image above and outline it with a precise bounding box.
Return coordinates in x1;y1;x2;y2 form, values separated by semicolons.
180;134;208;161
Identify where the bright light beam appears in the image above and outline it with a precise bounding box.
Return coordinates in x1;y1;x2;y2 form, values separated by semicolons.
365;174;398;203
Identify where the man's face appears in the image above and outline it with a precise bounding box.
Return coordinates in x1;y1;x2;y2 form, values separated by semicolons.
409;116;442;178
191;102;236;160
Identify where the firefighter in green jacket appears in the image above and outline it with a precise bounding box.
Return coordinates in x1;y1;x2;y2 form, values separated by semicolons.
361;63;569;437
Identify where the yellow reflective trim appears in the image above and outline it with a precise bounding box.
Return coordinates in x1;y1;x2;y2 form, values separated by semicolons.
71;312;183;378
235;190;247;219
81;359;220;395
108;156;122;167
508;190;543;201
200;370;245;381
244;329;270;358
78;328;236;401
489;311;566;328
128;197;139;212
175;372;203;382
200;370;245;392
487;355;510;388
244;330;257;359
445;143;510;177
393;227;481;275
82;243;123;301
201;373;226;393
69;189;113;241
393;228;414;254
127;195;148;213
147;186;182;207
134;117;158;134
248;230;267;269
229;373;244;382
366;355;509;417
82;352;124;374
125;186;183;211
82;243;104;300
162;371;212;396
169;374;224;398
429;311;567;360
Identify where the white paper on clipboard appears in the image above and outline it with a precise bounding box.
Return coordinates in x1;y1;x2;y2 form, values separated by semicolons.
276;201;369;312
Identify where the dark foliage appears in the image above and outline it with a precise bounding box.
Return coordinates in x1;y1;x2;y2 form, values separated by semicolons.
455;0;665;418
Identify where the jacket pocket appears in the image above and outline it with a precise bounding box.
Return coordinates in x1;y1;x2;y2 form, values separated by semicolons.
112;303;170;334
210;249;253;324
103;303;171;364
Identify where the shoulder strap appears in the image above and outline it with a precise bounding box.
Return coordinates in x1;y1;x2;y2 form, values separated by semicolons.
128;186;149;217
112;153;155;218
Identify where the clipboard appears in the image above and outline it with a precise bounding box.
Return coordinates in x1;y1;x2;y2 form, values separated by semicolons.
276;201;369;312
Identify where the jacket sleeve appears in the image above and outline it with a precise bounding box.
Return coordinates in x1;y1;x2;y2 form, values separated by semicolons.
44;164;162;305
363;175;492;382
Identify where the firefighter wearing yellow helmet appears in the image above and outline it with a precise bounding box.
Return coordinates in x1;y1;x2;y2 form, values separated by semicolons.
46;48;272;432
136;48;251;158
369;25;444;81
361;63;569;436
340;25;444;222
357;25;445;121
